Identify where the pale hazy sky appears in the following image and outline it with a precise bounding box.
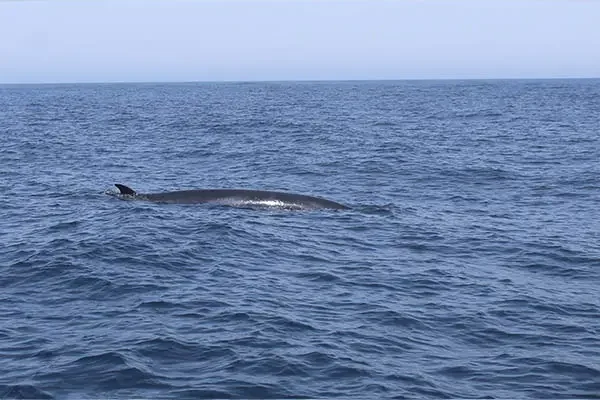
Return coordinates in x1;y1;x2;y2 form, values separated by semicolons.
1;0;599;83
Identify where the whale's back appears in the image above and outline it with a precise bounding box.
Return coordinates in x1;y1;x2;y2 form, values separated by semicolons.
114;184;349;210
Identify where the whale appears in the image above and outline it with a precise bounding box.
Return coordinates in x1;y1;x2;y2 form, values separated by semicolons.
112;184;349;210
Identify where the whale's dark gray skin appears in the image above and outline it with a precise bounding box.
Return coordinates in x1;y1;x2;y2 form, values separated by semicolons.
114;184;349;210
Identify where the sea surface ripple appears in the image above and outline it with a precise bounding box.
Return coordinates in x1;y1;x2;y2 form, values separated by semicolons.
1;80;599;399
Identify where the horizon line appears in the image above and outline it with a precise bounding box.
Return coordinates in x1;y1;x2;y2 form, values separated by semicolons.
2;76;599;86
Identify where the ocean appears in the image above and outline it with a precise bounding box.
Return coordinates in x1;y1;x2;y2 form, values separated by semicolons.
1;80;599;399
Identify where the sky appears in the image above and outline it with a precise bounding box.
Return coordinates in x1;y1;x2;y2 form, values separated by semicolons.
0;0;599;83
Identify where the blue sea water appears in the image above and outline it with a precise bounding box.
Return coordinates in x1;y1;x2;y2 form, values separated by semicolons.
1;80;599;399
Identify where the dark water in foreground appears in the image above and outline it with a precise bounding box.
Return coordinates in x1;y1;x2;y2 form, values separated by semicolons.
1;80;599;399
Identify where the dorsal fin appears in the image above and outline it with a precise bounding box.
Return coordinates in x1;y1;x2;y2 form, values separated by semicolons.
115;184;136;195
